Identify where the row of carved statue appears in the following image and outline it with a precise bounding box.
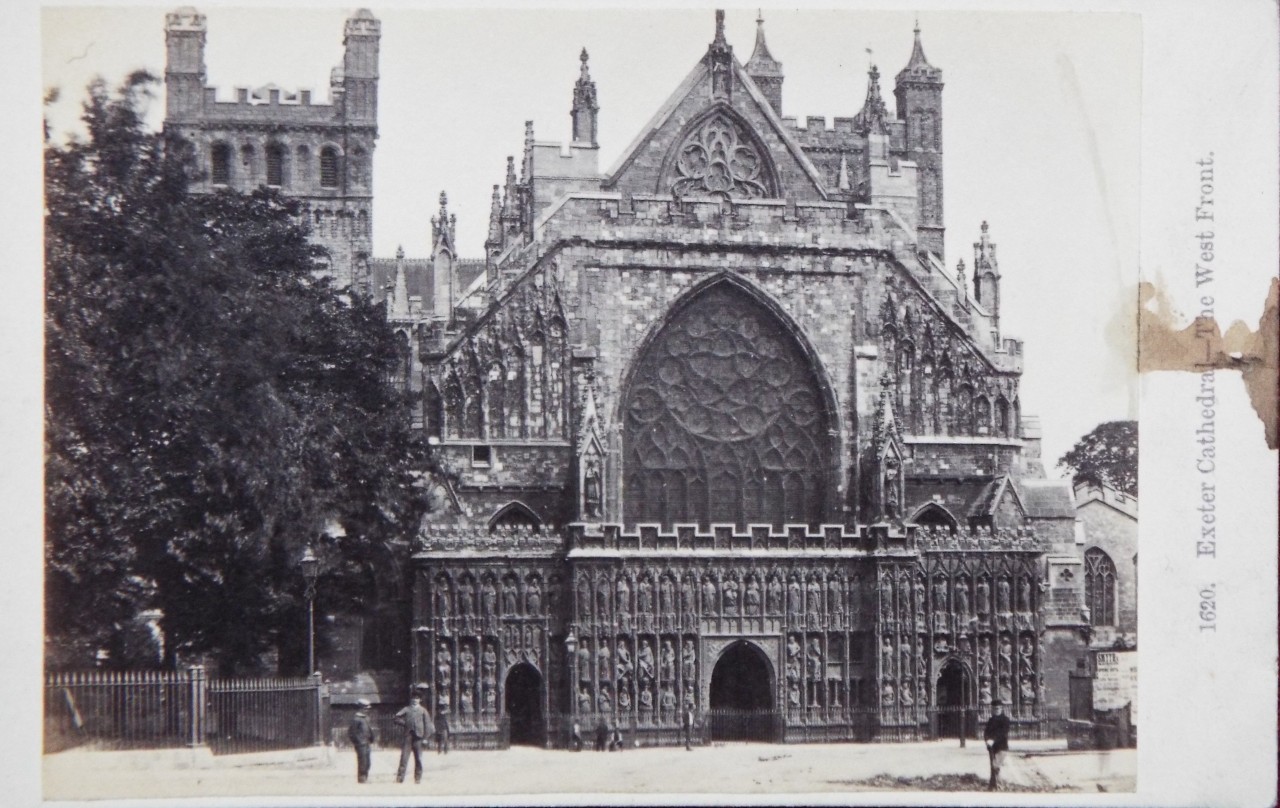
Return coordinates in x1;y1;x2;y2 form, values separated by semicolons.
573;634;698;715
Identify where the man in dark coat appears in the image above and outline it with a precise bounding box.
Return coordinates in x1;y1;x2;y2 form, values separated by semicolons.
594;719;609;751
434;708;451;754
682;706;696;751
347;699;375;783
983;700;1011;791
394;694;430;784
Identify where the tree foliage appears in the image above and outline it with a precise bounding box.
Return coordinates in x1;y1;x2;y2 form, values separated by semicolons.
45;73;429;674
1057;420;1138;497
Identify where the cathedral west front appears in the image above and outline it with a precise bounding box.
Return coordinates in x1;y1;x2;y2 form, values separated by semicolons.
164;7;1092;748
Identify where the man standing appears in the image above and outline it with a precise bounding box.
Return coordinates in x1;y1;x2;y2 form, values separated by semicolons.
682;705;696;751
394;693;430;784
347;699;375;783
983;699;1011;791
434;708;450;755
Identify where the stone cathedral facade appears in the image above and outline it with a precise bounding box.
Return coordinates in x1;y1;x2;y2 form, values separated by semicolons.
164;8;1091;747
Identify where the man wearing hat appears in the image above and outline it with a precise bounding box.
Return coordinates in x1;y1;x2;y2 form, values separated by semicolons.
394;691;431;784
983;699;1011;791
347;699;375;783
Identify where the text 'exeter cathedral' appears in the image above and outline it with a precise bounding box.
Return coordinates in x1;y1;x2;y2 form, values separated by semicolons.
164;7;1112;747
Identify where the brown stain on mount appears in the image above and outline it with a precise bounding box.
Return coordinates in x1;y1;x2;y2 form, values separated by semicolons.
1137;277;1279;449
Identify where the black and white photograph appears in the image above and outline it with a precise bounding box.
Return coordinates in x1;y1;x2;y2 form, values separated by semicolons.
11;2;1277;806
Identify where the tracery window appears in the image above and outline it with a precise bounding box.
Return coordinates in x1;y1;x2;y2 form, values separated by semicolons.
667;112;775;199
1084;547;1117;627
623;281;829;529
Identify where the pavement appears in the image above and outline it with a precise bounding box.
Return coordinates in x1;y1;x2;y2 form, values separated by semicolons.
43;738;1136;801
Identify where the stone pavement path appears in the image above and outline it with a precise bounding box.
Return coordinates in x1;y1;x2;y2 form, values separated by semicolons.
44;739;1136;801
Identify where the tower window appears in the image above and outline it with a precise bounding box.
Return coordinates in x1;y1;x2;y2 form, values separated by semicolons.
265;143;285;187
472;445;493;467
211;143;231;186
1084;547;1117;627
320;147;339;189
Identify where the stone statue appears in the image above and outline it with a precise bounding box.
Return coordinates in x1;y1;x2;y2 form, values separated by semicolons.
701;577;717;613
807;579;822;615
435;583;451;619
618;686;632;712
459;644;475;678
616;576;630;616
483;686;496;715
899;639;912;676
598;684;613;713
583;455;602;519
722;579;739;614
526;579;542;614
482;643;498;683
457;579;474;616
638;639;655;683
745;578;762;615
900;681;914;706
660;640;675;681
913;577;926;616
480;579;497;617
976;578;991;615
828;577;843;614
789;681;802;707
979;679;992;705
577;687;592;712
459;685;474;716
767;576;783;614
659;684;676;713
597;642;612;679
680;576;696;614
502;579;519;615
977;637;993;677
615;639;633;679
881;635;894;673
638;577;654;615
878;575;893;612
1018;576;1032;612
789;578;803;617
597;581;611;618
932;578;948;613
806;638;823;679
1019;636;1034;675
576;645;592;683
999;635;1013;673
997;577;1011;614
683;683;696;709
659;575;675;616
881;681;896;706
681;639;697;682
998;674;1012;705
1020;674;1037;703
955;580;970;617
639;686;654;712
577;577;592;617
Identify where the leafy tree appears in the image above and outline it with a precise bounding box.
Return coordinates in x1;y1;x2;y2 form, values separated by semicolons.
1057;420;1138;497
45;72;430;674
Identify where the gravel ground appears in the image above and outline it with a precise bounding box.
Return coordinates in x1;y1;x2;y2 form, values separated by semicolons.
44;739;1136;801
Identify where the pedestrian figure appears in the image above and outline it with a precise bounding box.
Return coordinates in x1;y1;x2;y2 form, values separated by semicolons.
394;693;430;784
983;699;1011;791
570;720;584;751
682;706;696;751
609;725;624;751
347;698;375;783
434;709;450;754
594;719;609;751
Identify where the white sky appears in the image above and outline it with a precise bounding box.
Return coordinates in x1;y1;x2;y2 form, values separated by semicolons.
41;4;1142;470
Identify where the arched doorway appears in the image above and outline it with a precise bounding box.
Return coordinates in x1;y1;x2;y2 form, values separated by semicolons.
621;279;832;530
708;641;777;742
935;659;973;739
504;663;544;747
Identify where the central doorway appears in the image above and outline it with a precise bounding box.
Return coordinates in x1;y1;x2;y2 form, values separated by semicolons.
708;640;777;742
504;663;544;747
935;659;973;739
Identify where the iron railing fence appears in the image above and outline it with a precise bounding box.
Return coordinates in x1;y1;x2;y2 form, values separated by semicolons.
44;670;202;753
44;668;327;755
207;676;325;755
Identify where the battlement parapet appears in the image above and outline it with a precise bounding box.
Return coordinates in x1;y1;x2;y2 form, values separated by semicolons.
567;522;919;555
915;524;1049;552
413;523;565;554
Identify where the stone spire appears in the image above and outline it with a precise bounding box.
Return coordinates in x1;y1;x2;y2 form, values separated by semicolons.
485;184;503;250
501;155;521;241
431;191;456;256
854;64;890;136
389;245;411;320
705;9;735;99
521;120;535;182
973;221;1001;333
744;10;784;115
571;47;599;146
900;19;941;81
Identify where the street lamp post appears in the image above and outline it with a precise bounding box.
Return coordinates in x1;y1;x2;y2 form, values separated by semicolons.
564;632;578;748
301;546;320;675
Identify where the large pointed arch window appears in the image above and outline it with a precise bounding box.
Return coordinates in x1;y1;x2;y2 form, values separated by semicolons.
622;281;829;529
1084;547;1117;627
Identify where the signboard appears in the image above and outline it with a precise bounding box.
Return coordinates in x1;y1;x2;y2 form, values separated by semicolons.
1093;650;1138;720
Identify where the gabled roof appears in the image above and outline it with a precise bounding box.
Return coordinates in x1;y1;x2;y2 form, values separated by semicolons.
603;29;828;200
